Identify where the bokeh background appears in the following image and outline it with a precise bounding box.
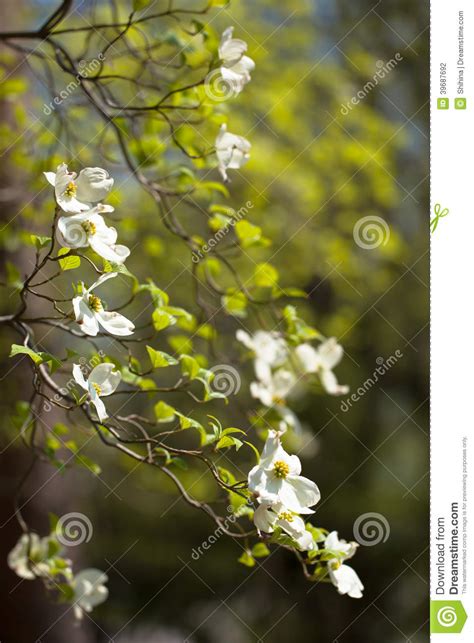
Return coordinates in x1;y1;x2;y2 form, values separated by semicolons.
0;0;429;641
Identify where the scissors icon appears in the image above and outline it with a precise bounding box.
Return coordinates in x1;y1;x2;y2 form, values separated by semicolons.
430;203;449;233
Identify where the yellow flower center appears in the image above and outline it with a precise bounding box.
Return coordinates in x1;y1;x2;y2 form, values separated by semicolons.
81;220;96;235
64;181;77;197
92;383;102;395
273;397;286;405
88;294;102;312
278;511;294;522
331;561;341;571
273;460;290;479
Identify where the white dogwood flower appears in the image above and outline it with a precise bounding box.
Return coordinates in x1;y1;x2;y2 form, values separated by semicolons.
73;568;109;620
73;363;121;422
218;27;255;94
44;163;114;213
325;531;364;599
236;329;288;382
295;338;349;396
254;502;314;551
250;368;296;407
248;430;320;513
72;273;135;337
7;533;53;580
57;205;130;264
215;124;251;182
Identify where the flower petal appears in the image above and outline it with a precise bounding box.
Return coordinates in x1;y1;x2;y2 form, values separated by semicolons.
72;364;88;391
89;271;118;292
89;363;121;396
89;236;130;264
295;343;320;373
54;164;90;213
75;167;114;203
279;475;320;513
253;504;277;533
57;214;89;248
96;310;134;336
329;564;364;598
44;171;57;186
89;387;108;422
318;338;344;370
320;369;349;396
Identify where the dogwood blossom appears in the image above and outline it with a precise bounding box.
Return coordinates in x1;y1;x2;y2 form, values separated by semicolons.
248;430;320;513
73;363;121;422
250;368;296;406
218;27;255;94
44;163;114;213
73;568;109;620
8;533;54;580
325;531;364;598
57;205;130;264
295;338;349;396
215;124;251;182
236;329;288;382
72;273;135;337
254;502;314;551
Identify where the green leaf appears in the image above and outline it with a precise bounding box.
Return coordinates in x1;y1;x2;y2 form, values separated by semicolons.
253;262;279;288
177;413;203;431
45;434;62;453
48;512;59;533
154;401;177;423
168;334;193;355
208;213;232;231
216;435;243;450
146;346;178;369
222;290;247;318
76;454;101;475
196;180;230;198
53;423;69;436
10;344;43;364
243;440;261;463
30;234;52;250
9;344;62;373
139;281;169;307
152;308;176;331
5;261;22;288
161;306;194;323
221;427;246;436
180;354;201;379
276;287;307;299
58;248;81;271
235;220;270;249
238;551;256;567
251;543;270;558
56;583;75;601
196;323;216;341
133;0;152;11
283;305;320;341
